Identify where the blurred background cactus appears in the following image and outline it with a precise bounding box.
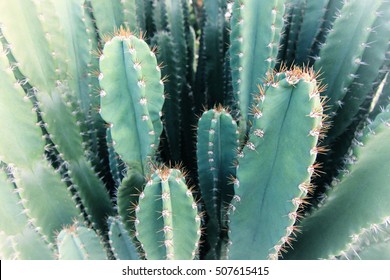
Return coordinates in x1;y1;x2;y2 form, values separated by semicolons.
0;0;389;260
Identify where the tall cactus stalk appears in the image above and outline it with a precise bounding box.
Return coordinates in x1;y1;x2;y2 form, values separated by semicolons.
228;66;326;259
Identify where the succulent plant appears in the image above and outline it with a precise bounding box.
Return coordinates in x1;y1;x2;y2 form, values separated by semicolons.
0;0;389;260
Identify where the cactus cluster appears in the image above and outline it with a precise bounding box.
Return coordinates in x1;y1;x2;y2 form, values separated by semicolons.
0;0;389;260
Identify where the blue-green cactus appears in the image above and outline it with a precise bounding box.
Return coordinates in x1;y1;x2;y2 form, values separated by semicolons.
135;167;201;260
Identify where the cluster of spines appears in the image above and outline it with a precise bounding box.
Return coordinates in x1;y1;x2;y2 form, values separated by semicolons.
334;217;390;260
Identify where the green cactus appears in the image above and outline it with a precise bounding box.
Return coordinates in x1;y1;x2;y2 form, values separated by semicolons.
197;107;238;259
0;0;389;261
135;167;201;260
0;52;81;243
194;0;229;109
107;216;140;260
57;223;108;260
314;0;384;117
230;0;286;127
228;67;325;259
98;29;164;175
285;104;390;260
294;0;329;65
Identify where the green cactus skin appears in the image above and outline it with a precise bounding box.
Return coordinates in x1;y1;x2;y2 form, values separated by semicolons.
294;0;329;65
228;67;324;260
135;168;201;260
195;0;229;109
152;31;182;163
285;105;390;260
309;0;345;65
89;0;126;36
230;0;286;124
224;56;238;119
151;0;198;178
185;24;196;88
136;0;155;35
0;54;80;242
35;86;114;232
0;164;55;260
57;224;107;260
0;227;55;260
39;0;95;115
99;32;164;175
0;166;29;236
0;0;114;232
197;107;238;259
151;0;168;33
33;0;69;82
314;0;383;116
325;1;390;143
108;216;140;260
0;0;58;92
117;170;146;255
122;0;138;32
36;0;106;174
154;0;188;87
106;128;123;187
282;0;305;67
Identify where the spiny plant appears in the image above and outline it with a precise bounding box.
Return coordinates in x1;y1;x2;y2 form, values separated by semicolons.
0;0;389;260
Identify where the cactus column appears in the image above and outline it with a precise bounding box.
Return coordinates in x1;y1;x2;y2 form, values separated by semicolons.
228;67;325;259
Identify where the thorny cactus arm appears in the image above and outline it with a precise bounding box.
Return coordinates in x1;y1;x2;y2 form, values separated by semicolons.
135;168;201;260
285;105;390;260
98;30;164;175
228;67;325;260
197;107;238;259
229;0;286;127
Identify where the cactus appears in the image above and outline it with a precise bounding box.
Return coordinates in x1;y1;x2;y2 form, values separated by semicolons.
0;0;389;261
107;216;140;260
135;167;201;260
285;105;390;259
197;107;238;259
98;28;164;175
228;67;326;259
57;223;108;260
230;0;286;127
